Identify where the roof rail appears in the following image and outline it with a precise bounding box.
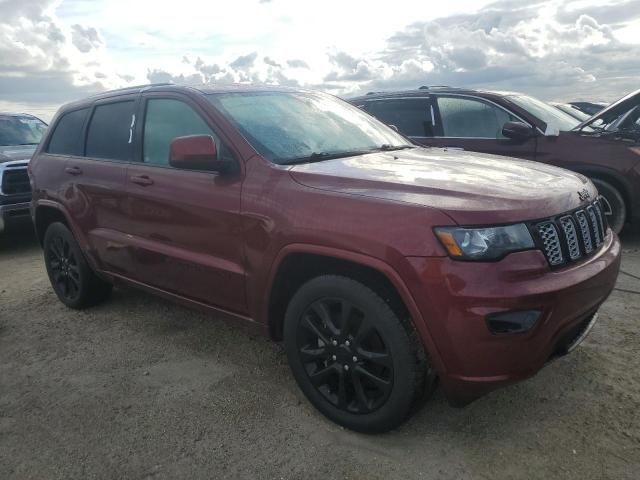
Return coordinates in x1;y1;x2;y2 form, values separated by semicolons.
366;91;379;95
418;85;453;90
86;82;175;98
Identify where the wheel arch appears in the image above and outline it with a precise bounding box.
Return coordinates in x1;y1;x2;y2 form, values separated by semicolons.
264;244;446;375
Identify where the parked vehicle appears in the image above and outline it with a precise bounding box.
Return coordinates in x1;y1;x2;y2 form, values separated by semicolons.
0;113;47;233
349;87;640;233
550;102;591;122
569;101;608;116
30;84;621;432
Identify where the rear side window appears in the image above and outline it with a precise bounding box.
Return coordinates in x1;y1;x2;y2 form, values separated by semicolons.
47;108;89;155
86;101;136;161
366;99;434;137
437;96;516;139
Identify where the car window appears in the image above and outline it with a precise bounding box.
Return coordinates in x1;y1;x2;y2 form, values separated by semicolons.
0;116;47;147
437;96;516;139
365;99;434;137
143;98;227;166
47;109;88;156
208;91;410;164
86;101;136;161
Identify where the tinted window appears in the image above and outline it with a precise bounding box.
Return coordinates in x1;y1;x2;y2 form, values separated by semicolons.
47;108;88;155
86;101;135;161
437;96;516;139
366;99;434;137
143;99;225;166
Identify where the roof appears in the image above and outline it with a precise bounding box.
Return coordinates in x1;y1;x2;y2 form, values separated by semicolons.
0;112;39;118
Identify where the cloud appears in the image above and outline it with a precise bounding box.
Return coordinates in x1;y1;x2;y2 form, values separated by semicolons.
71;24;102;53
287;59;309;69
230;52;258;70
263;56;281;67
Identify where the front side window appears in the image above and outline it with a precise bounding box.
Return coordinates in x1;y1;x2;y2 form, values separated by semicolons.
143;99;225;166
0;115;47;147
207;91;411;164
86;101;136;161
47;109;88;156
437;96;517;139
366;99;434;137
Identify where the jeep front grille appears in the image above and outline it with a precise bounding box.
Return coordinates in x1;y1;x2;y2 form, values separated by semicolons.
532;199;608;268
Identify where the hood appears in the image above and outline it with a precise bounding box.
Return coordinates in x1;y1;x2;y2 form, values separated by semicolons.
289;147;596;225
0;144;37;164
576;88;640;130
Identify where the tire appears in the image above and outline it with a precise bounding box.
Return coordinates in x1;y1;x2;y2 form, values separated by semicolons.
43;222;112;309
283;275;430;433
591;178;626;234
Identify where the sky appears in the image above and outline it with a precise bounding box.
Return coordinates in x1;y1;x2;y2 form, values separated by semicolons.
1;0;639;121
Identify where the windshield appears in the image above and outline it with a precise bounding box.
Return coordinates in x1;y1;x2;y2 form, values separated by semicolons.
0;115;47;146
207;91;412;164
552;104;591;122
508;95;581;132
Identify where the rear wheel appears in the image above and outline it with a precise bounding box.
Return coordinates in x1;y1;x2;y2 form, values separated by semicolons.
591;178;626;234
283;275;431;433
43;222;112;309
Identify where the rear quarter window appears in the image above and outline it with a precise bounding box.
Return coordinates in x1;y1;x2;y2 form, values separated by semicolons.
86;101;136;161
47;108;89;156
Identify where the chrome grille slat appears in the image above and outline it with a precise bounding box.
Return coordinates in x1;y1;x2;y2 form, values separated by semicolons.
594;200;606;239
575;210;593;254
534;200;607;268
586;206;602;247
537;222;564;266
559;216;581;260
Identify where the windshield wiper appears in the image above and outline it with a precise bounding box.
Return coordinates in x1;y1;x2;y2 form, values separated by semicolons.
280;150;370;165
373;144;415;152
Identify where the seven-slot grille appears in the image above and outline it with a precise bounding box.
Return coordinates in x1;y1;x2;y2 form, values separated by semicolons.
532;199;608;267
0;164;30;195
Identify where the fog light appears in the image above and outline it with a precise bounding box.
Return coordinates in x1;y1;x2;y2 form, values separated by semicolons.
486;309;542;335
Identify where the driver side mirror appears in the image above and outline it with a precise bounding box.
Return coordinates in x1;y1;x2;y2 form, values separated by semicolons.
169;135;227;172
502;121;535;141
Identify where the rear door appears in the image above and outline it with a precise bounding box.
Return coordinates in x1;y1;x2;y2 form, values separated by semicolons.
62;96;137;275
123;93;246;313
428;95;537;160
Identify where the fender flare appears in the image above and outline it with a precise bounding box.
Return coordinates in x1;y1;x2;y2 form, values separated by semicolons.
262;243;447;376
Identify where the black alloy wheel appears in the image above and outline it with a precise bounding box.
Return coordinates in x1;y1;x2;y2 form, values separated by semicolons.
47;232;81;302
43;222;112;309
284;275;432;433
296;297;393;414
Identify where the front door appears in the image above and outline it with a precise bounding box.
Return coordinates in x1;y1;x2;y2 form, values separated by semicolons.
426;95;537;160
123;95;246;314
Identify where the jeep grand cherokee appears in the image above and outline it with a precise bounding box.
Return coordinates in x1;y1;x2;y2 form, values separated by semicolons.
30;84;621;432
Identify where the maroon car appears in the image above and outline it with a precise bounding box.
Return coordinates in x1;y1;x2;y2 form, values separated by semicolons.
349;87;640;233
30;84;620;432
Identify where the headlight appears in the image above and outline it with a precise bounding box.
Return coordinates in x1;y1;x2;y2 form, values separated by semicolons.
435;224;534;260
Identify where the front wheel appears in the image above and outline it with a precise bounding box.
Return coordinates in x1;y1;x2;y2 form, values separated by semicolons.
283;275;431;433
43;222;112;309
591;178;626;234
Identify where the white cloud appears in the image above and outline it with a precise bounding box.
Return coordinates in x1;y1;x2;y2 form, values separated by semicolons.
0;0;639;118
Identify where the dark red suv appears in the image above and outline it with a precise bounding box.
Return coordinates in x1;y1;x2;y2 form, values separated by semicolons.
30;84;621;432
349;87;640;233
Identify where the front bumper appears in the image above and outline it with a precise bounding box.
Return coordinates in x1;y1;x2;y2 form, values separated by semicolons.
403;230;621;406
0;201;32;232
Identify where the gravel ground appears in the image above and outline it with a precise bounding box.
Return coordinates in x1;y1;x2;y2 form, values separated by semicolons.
1;224;639;480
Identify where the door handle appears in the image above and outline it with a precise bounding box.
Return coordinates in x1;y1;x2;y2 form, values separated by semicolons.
64;166;82;175
130;174;154;186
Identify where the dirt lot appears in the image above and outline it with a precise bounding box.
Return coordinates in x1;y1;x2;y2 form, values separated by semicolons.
1;224;639;480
